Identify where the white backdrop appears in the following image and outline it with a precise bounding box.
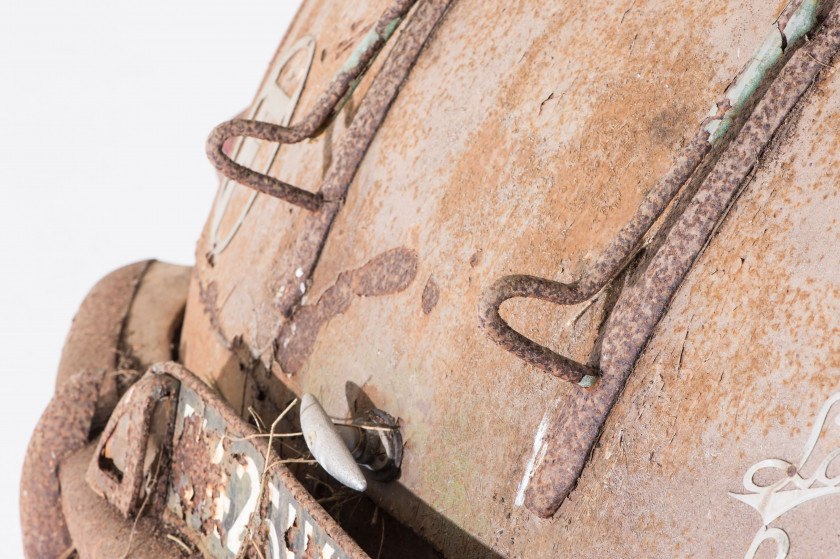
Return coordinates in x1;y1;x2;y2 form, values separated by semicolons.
0;1;302;556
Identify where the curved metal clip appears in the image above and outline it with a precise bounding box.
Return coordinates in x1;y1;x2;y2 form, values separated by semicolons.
477;0;823;394
478;275;600;387
208;35;317;258
205;0;418;212
479;0;837;517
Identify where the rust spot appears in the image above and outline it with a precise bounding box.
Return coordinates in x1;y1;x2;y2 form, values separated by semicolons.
197;276;223;334
275;247;418;374
523;6;840;517
421;274;440;315
152;362;373;557
205;0;420;212
268;0;454;322
303;536;318;559
285;516;301;553
170;414;228;540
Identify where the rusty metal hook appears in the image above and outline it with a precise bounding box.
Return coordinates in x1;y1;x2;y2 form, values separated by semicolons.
479;275;600;386
479;0;837;517
477;130;713;387
477;0;820;388
205;0;418;212
86;372;180;518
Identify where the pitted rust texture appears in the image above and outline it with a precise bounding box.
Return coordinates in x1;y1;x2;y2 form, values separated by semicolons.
86;373;180;519
477;0;819;384
271;0;454;319
421;274;439;314
170;413;229;542
56;260;152;390
205;0;418;212
524;4;840;517
21;259;185;557
60;444;190;559
196;277;226;343
57;260;189;432
479;275;602;384
318;0;453;203
153;362;370;558
476;107;723;383
20;369;104;559
276;247;418;375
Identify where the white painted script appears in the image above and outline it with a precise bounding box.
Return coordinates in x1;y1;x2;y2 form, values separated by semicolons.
730;392;840;558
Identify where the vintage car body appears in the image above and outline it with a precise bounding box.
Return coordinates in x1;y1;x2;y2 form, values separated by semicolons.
21;0;840;557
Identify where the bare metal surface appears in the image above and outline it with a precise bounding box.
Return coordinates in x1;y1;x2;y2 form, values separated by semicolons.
300;393;367;491
524;2;840;517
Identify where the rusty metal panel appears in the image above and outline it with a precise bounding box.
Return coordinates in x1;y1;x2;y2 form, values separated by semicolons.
279;1;797;555
590;55;840;559
179;0;840;557
160;364;367;558
180;0;406;410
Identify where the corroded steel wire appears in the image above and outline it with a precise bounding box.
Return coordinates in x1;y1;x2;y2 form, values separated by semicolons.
478;130;713;387
516;1;840;517
478;0;820;388
205;0;418;211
